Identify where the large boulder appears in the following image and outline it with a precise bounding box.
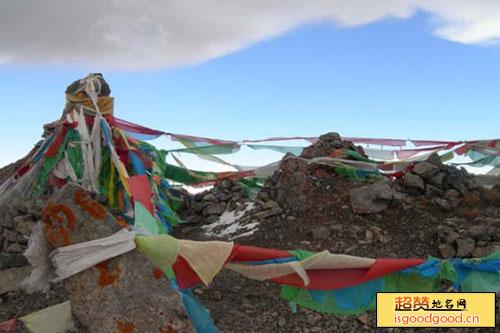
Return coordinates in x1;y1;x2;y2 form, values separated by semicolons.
41;184;193;332
349;182;395;214
412;162;440;180
403;173;425;192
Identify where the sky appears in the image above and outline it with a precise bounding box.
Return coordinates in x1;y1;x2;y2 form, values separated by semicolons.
1;1;500;169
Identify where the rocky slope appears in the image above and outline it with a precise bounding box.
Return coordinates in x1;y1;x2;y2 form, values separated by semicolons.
174;133;500;332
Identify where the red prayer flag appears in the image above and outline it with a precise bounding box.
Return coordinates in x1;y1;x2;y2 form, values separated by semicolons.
129;175;154;214
0;318;17;332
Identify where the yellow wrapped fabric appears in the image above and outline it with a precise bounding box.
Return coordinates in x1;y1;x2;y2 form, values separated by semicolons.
66;93;114;115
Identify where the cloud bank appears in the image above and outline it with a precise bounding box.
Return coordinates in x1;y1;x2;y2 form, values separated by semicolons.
1;0;499;70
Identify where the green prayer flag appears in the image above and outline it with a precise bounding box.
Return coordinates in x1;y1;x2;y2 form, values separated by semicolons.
135;234;180;273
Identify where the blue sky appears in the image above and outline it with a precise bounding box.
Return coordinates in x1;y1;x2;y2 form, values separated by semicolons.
1;11;500;168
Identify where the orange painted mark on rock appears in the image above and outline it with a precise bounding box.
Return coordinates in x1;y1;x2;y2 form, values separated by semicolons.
74;189;106;219
116;216;128;228
42;202;75;247
96;259;122;287
117;320;135;333
153;268;164;279
41;201;54;225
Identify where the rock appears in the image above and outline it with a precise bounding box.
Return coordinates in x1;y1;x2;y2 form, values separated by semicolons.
14;217;36;237
257;191;270;201
202;193;216;201
466;225;488;240
191;201;209;213
412;162;440;179
365;230;374;242
429;172;445;188
219;193;235;201
32;197;49;213
286;215;296;222
0;252;28;269
311;327;322;333
206;215;220;224
443;167;469;196
194;288;204;295
378;234;391;244
330;224;343;233
253;207;282;219
211;290;222;301
404;173;425;191
0;266;32;294
240;301;254;312
477;240;489;247
202;203;226;216
221;179;232;190
6;243;23;253
446;231;460;243
358;313;370;326
438;243;456;259
349;182;394;214
472;247;491;258
2;211;15;229
435;198;450;210
41;185;193;332
300;132;364;160
444;189;460;199
312;227;331;240
3;229;22;243
425;185;444;198
467;178;480;190
185;215;204;224
319;132;341;142
456;238;475;257
426;153;444;168
11;200;30;215
488;227;500;242
264;200;280;210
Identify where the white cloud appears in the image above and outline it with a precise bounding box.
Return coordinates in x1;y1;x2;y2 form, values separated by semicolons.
0;1;499;70
420;0;500;44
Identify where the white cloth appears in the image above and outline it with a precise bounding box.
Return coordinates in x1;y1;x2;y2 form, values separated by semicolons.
50;229;136;281
364;148;395;161
234;161;281;178
52;155;77;182
72;108;100;192
22;221;55;293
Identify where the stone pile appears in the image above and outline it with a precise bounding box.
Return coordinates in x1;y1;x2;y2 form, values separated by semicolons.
438;217;500;259
300;132;366;159
399;153;477;200
0;197;47;270
349;154;479;215
181;178;286;228
181;179;250;224
255;132;375;217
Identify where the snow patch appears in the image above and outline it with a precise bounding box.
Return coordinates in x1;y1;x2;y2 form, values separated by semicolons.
202;203;258;240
